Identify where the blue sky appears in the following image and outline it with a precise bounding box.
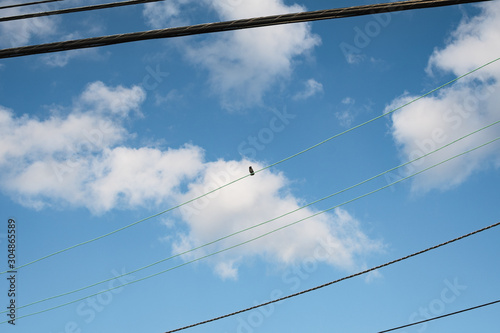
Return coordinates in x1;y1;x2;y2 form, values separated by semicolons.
0;0;499;332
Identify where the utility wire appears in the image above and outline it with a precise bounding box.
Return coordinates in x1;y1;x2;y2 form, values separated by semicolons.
0;0;492;58
0;0;163;22
7;118;500;314
377;299;500;332
2;136;499;325
0;0;63;10
1;56;497;276
163;220;500;333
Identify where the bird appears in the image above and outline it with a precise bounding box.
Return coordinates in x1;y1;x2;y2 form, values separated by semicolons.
249;166;255;176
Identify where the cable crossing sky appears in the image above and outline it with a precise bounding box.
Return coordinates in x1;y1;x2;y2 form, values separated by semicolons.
2;1;499;332
0;0;163;22
2;134;499;325
0;0;63;10
5;116;499;315
1;56;497;276
0;0;493;58
162;220;500;332
377;299;500;332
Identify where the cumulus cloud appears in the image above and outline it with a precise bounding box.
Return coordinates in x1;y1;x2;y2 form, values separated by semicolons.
426;2;500;78
84;145;205;212
387;2;500;192
143;0;321;110
0;82;204;213
172;159;383;279
0;81;382;277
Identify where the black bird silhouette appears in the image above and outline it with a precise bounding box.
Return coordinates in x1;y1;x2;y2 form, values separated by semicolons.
249;166;255;176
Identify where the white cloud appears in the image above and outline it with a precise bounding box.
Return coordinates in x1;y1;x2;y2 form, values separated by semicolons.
143;0;321;110
155;89;182;106
345;53;366;65
293;79;323;100
426;2;500;78
0;82;205;213
0;108;123;165
0;81;382;277
214;260;239;280
78;81;146;117
387;2;500;192
172;159;383;279
86;145;205;212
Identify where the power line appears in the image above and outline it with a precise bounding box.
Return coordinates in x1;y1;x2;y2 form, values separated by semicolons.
0;0;495;328
163;220;500;333
0;0;492;59
0;0;163;22
377;299;500;332
7;117;499;314
1;56;497;276
0;0;63;10
2;136;499;325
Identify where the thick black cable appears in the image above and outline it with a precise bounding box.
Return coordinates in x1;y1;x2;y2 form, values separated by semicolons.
378;299;500;332
0;0;492;59
0;0;63;10
163;220;500;333
0;0;163;22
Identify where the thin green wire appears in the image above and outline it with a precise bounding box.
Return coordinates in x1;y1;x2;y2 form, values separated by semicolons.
3;135;499;325
260;57;500;172
2;56;498;276
8;118;500;314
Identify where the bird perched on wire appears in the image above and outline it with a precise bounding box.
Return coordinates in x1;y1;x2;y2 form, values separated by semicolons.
249;166;255;176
